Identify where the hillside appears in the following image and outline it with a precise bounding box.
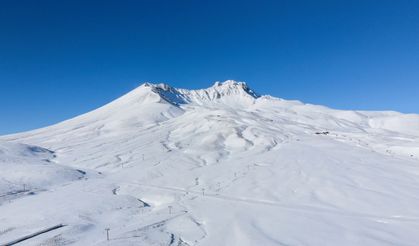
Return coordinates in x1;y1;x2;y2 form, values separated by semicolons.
1;80;419;245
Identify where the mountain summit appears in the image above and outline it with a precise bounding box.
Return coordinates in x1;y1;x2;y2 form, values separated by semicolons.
140;80;260;106
1;81;419;245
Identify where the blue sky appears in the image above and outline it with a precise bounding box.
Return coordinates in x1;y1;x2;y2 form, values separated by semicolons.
1;0;418;134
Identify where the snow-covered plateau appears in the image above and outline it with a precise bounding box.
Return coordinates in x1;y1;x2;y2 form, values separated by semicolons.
1;80;419;245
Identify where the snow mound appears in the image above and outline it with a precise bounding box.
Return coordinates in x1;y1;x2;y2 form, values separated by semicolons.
0;141;84;199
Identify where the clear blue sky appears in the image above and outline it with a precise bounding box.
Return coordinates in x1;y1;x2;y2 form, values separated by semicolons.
1;0;418;134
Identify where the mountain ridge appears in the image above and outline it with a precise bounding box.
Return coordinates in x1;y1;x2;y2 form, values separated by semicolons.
142;80;260;106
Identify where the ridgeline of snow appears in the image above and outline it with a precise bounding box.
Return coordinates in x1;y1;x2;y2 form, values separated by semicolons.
1;80;419;245
145;80;259;105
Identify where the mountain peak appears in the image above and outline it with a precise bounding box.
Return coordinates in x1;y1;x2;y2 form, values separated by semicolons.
139;80;259;106
212;80;246;87
211;80;258;98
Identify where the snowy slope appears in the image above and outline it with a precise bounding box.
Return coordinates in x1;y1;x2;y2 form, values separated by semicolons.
1;80;419;245
0;141;84;203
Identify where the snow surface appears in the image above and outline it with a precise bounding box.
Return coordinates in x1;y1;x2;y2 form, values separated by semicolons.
1;80;419;245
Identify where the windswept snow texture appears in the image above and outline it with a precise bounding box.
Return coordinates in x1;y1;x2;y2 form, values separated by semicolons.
1;80;419;245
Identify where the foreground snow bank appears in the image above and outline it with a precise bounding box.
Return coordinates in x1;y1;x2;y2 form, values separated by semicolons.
0;141;84;196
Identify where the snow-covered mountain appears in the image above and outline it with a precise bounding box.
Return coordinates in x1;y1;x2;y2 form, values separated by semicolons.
1;80;419;245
